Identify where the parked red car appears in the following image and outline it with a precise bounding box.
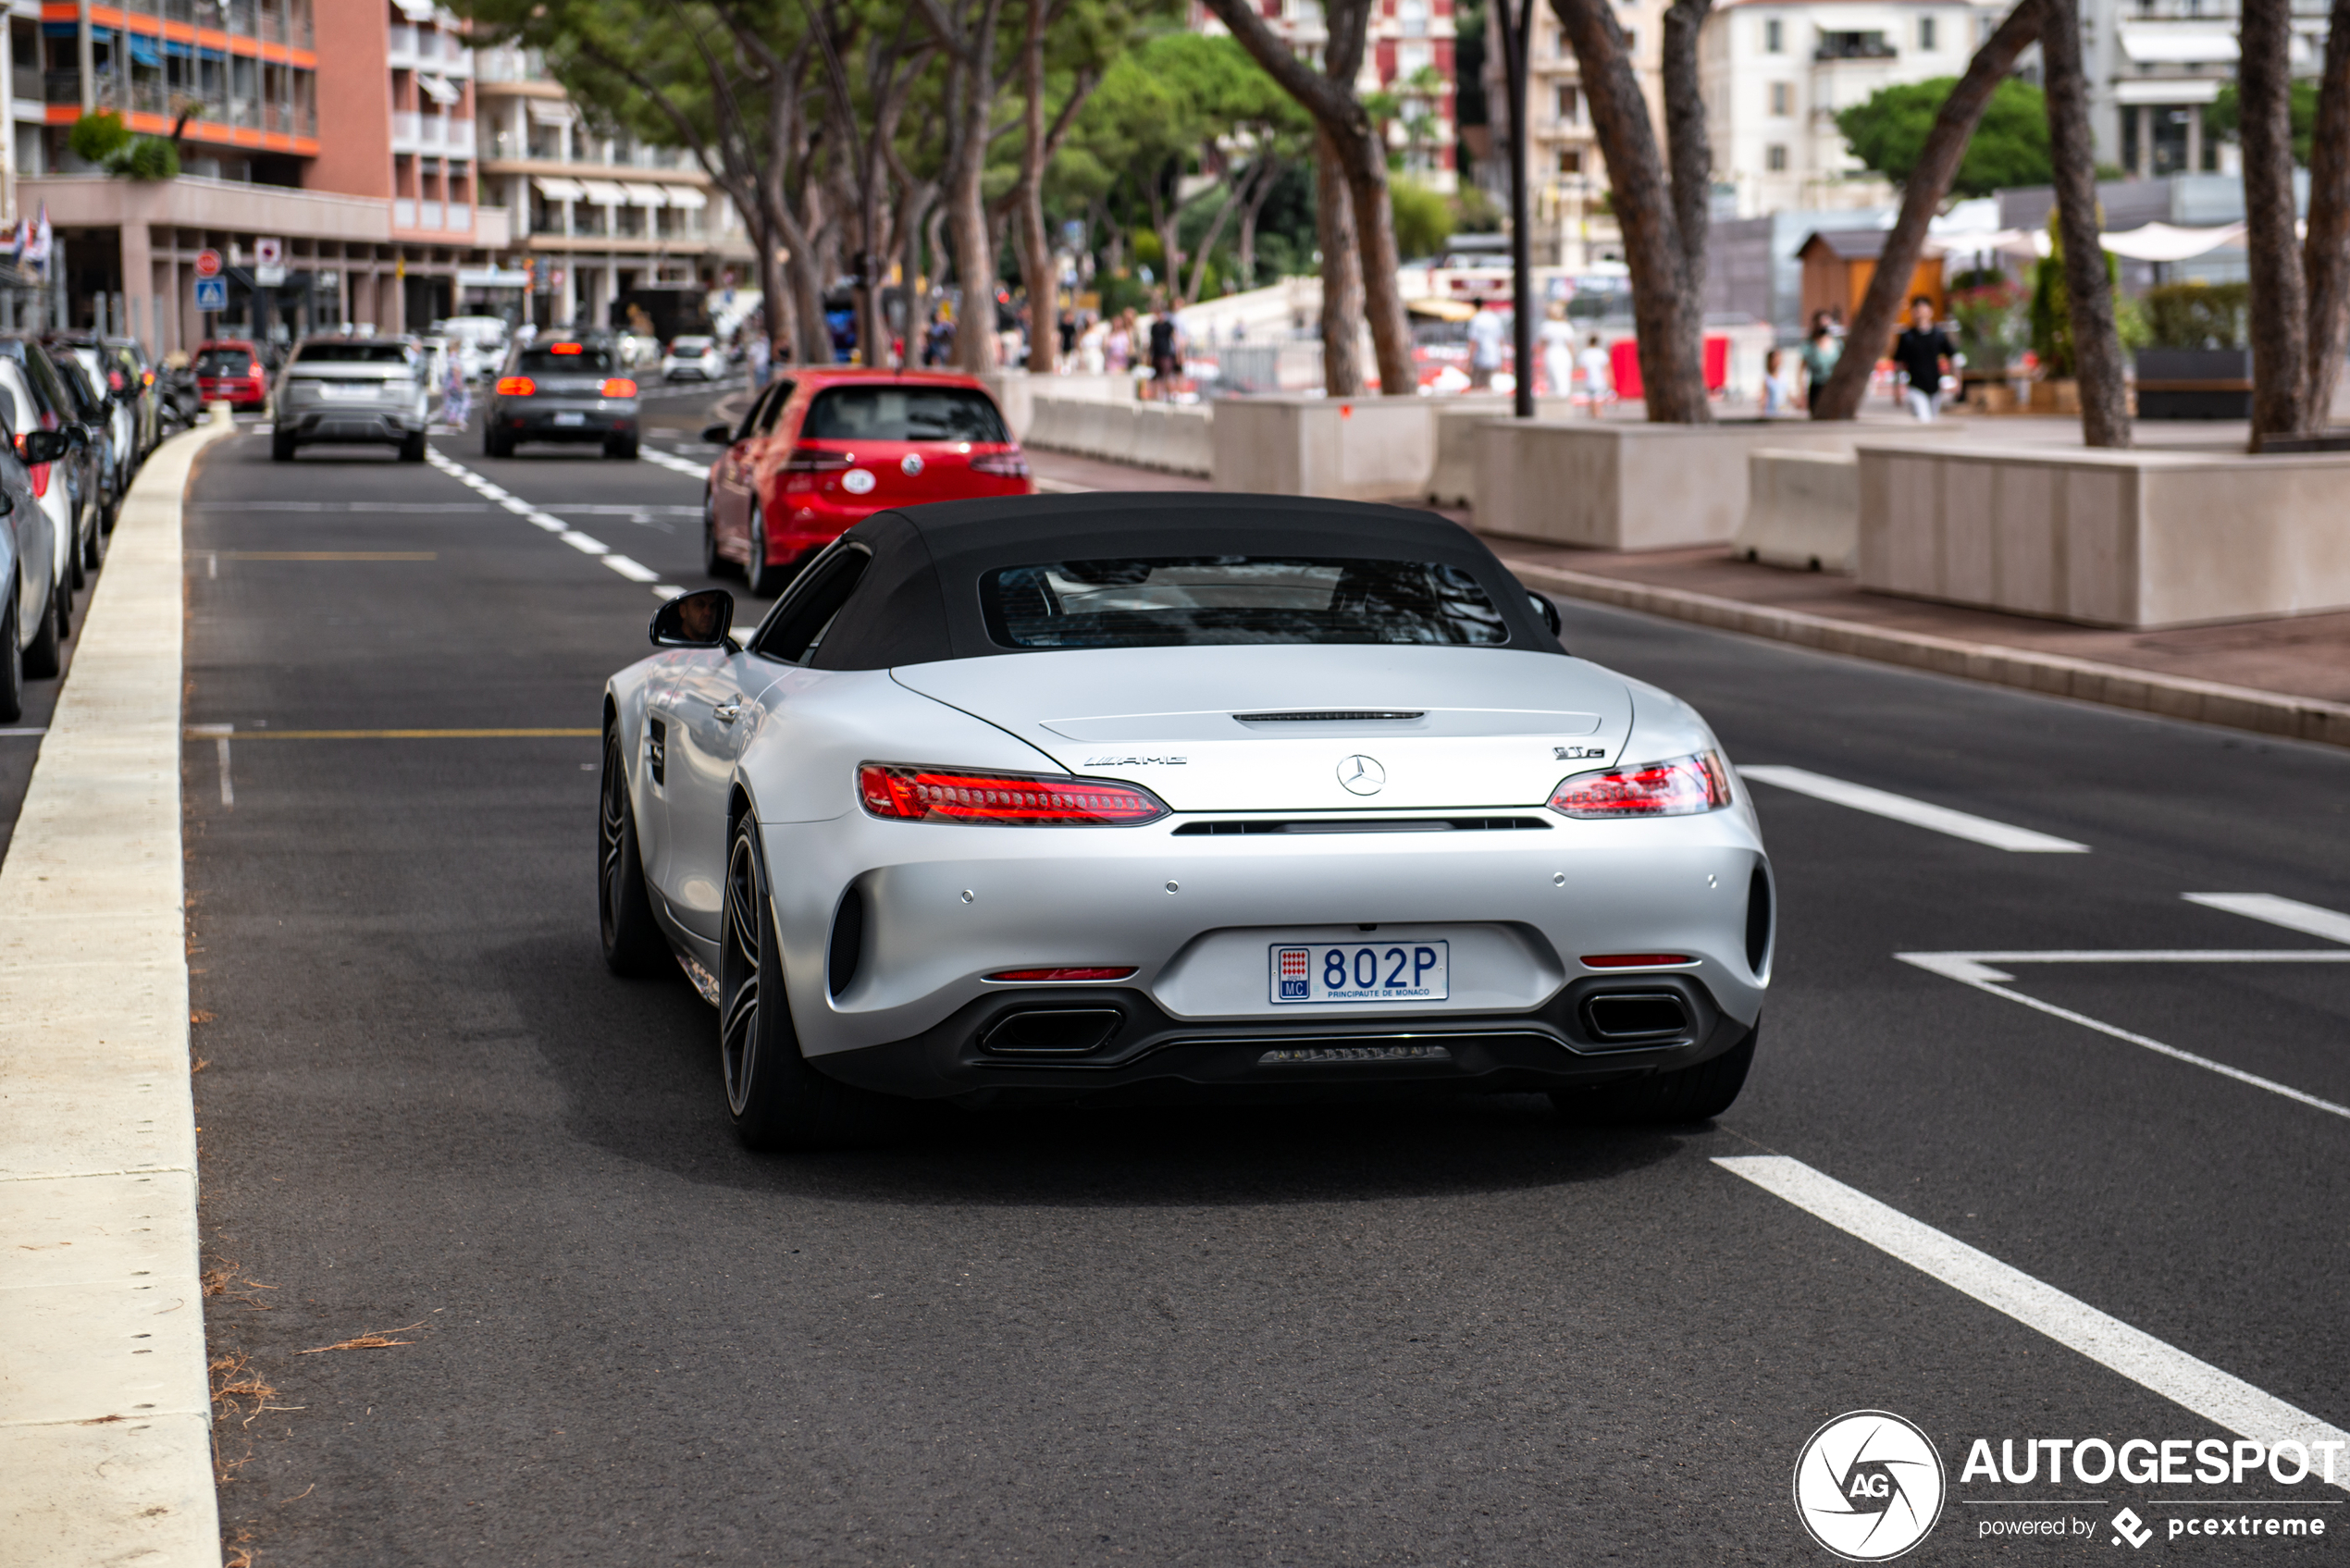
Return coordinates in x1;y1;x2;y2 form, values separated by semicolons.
700;369;1031;595
193;340;269;411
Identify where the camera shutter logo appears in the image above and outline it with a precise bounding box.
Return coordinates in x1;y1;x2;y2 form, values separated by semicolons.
1793;1411;1946;1562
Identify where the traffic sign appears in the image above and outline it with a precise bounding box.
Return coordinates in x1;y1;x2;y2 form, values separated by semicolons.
254;237;284;267
194;277;226;312
194;249;222;278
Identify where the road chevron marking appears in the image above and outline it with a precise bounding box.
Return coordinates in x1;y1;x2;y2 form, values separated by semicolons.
1739;764;2090;853
1895;951;2350;1121
2183;893;2350;946
1716;1156;2350;1481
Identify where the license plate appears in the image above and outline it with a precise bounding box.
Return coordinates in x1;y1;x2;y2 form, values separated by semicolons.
552;411;587;426
321;383;379;400
1270;941;1449;1005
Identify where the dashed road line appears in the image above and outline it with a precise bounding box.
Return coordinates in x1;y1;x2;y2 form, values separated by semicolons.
638;445;710;479
2183;894;2350;945
1717;1155;2350;1483
426;445;662;588
1740;764;2091;853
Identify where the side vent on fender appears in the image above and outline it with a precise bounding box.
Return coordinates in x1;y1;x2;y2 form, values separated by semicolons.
1745;867;1773;974
647;718;666;786
828;886;865;998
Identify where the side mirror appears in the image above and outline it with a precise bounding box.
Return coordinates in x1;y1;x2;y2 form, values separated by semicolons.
67;424;91;451
1528;590;1564;640
701;422;735;445
19;429;72;464
650;587;736;649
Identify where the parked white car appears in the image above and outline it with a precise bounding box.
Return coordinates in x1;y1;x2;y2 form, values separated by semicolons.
662;336;726;381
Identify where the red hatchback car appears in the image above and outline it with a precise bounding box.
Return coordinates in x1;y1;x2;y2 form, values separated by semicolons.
193;340;269;411
700;369;1031;594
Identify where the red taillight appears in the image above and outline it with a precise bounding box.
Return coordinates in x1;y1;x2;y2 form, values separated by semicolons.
971;449;1029;477
600;377;637;398
16;435;46;497
1581;954;1695;969
550;341;583;354
857;763;1167;825
783;448;853;473
497;376;536;397
1549;751;1731;819
107;370;126;391
984;967;1138;982
142;369;155;387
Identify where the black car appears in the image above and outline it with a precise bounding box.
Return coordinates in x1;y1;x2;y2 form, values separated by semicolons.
483;334;639;459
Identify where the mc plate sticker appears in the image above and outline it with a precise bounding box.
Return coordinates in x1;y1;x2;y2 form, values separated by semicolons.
1270;941;1449;1004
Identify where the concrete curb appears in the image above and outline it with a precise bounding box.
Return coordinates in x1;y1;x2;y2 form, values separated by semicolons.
1503;557;2350;752
1;422;234;1565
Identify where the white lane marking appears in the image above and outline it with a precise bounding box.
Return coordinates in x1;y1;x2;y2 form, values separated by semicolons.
601;555;660;583
1740;764;2090;853
1711;1161;2350;1475
188;722;233;807
1716;1156;2350;1483
0;727;45;736
558;531;610;556
1033;475;1092;494
651;584;685;600
2184;894;2350;946
638;446;710;479
1895;952;2350;1121
427;444;640;579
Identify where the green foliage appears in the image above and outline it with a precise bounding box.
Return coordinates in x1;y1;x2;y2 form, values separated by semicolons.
68;112;179;180
1836;77;2050;197
1388;178;1453;258
1451;181;1503;234
2209;80;2318;166
2028;219;2119;377
1947;278;2023;367
2140;280;2250;349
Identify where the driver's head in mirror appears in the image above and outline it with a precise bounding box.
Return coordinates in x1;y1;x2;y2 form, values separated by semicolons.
674;592;726;643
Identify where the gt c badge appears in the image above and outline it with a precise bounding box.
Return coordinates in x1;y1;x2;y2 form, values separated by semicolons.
1555;745;1608;760
1082;755;1187;767
1337;755;1386;796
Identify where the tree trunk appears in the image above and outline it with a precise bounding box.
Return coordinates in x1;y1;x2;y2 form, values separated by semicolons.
1013;0;1056;375
1315;132;1367;395
1661;0;1712;308
2241;0;2307;445
1331;129;1416;395
1812;0;2043;420
2040;0;2130;448
1549;0;1711;421
2300;0;2350;426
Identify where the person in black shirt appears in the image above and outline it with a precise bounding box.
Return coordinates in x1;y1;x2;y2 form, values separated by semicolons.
1892;296;1957;421
1146;310;1181;401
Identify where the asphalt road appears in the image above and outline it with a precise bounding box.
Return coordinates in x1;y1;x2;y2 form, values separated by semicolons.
176;403;2350;1565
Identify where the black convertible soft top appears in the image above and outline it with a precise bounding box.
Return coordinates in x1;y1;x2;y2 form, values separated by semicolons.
802;492;1558;669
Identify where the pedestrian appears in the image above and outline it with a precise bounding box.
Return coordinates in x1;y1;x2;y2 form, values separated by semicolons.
1892;295;1956;422
441;350;471;431
746;331;771;390
1577;332;1613;415
1105;312;1132;375
1078;313;1107;375
1762;348;1797;415
1467;299;1505;390
1800;323;1841;409
1146;307;1181;401
1538;302;1577;401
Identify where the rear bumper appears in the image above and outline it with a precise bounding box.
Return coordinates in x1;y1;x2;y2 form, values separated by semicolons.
495;400;638;441
280;407;425;443
810;971;1753;1105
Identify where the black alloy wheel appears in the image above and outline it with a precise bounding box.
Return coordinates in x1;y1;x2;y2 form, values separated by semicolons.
743;501;790;599
83;506;106;570
68;511;87;592
598;725;670;977
701;488;732;579
23;573;62;678
717;815;894;1150
0;585;22;723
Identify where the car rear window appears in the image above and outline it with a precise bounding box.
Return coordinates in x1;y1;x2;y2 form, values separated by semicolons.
196;350;253;376
293;342;416;365
980;556;1512;649
514;344;618;375
804;386;1007;444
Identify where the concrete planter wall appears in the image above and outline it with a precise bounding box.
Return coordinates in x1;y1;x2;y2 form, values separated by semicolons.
1209;394;1435;500
1734;449;1859;573
1024;396;1213;476
1477;418;1965;551
2134;348;2253;420
1857;441;2350;627
1426;396;1576;507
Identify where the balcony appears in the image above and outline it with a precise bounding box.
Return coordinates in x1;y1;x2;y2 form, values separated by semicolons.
12;65;40;102
394;197;417;228
1815;31;1897;59
447;203;471;231
419;199;442;229
45;69;83;105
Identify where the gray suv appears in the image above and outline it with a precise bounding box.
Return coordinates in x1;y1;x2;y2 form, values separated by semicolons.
271;337;430;462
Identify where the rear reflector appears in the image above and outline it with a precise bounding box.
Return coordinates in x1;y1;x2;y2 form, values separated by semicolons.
600;377;637;398
496;376;536;397
971;449;1030;477
984;967;1137;982
1581;954;1694;969
858;763;1167;825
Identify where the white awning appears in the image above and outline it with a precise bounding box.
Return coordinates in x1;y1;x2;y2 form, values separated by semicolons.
577;179;629;205
2099;220;2247;260
622;181;669;207
662;184;709;210
525;98;575;127
2114;78;2224;105
2118;26;2238;63
532;175;586;201
417;73;462;105
391;0;435;19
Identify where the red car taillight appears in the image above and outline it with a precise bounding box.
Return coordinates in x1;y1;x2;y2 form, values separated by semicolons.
1549;751;1732;819
783;448;852;473
1581;954;1695;969
984;967;1138;982
971;449;1029;478
857;763;1168;825
600;377;637;398
16;434;45;497
497;376;536;397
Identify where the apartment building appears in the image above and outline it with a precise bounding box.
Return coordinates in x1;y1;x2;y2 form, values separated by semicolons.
472;43;750;331
1194;0;1460;192
1504;0;1671;267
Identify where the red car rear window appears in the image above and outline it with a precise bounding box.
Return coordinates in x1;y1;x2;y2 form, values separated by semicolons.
196;351;253;377
803;386;1007;445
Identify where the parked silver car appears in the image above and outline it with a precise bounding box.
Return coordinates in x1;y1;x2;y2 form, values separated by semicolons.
270;338;431;462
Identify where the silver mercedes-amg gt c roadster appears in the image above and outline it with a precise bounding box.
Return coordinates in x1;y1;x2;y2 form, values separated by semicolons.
600;494;1773;1148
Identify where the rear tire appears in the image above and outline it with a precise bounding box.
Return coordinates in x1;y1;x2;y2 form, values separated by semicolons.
68;512;87;592
701;489;733;579
271;429;296;462
485;426;512;459
0;586;23;722
599;724;671;978
24;577;63;678
718;814;897;1151
604;436;639;460
82;507;106;570
398;430;427;463
1552;1026;1757;1126
743;501;793;598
